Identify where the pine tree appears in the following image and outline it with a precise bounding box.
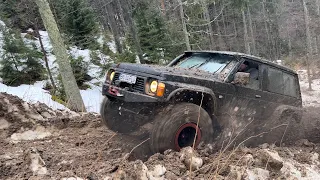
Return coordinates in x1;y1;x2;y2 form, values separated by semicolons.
0;0;44;31
0;28;46;86
50;0;98;49
133;0;176;63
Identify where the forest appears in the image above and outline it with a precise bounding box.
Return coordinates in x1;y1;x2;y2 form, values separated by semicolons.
0;0;319;110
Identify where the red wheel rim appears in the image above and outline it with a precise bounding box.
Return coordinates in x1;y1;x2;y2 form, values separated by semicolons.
174;123;202;151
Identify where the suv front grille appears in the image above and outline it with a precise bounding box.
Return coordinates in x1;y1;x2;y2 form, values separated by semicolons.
112;72;145;93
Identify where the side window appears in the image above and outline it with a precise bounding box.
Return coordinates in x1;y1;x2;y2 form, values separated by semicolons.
267;68;284;94
266;67;298;97
236;59;261;90
283;72;299;97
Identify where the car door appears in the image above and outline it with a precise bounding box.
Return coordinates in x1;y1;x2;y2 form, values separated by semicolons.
215;58;267;137
259;65;302;123
229;58;265;118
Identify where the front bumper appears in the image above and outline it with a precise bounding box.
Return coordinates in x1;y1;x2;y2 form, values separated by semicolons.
102;83;159;102
101;83;167;128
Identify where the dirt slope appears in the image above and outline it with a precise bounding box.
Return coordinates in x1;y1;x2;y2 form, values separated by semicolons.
1;92;320;180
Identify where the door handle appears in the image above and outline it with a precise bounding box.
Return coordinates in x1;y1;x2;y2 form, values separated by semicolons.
255;95;261;98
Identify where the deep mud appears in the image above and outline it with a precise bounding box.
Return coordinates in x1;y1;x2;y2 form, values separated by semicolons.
1;92;320;179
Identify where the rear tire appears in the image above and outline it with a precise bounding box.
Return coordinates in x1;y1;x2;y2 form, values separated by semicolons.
100;97;139;133
150;103;214;153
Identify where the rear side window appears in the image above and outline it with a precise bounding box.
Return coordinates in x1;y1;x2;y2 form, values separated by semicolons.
266;67;298;97
283;73;298;97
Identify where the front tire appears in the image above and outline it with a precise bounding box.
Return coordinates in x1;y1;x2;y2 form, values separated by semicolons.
150;103;214;153
100;97;140;133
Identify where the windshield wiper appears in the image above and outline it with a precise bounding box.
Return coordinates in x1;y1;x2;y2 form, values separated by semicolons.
188;59;210;69
212;60;232;74
212;65;224;74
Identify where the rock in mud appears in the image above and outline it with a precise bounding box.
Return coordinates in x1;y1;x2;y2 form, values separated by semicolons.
228;165;246;180
140;163;149;180
256;149;283;171
27;148;47;176
310;153;319;164
147;164;166;179
0;118;10;129
180;147;203;170
280;162;302;179
245;168;270;179
10;125;52;142
243;154;254;166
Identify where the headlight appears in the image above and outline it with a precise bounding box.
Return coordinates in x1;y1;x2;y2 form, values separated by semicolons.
150;80;158;93
110;71;115;81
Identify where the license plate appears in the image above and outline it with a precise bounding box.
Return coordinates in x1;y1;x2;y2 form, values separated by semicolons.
119;73;137;84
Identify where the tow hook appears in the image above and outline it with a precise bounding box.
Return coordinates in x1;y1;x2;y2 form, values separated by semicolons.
109;86;124;97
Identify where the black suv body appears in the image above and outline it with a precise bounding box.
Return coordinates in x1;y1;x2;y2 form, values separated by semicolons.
100;51;303;153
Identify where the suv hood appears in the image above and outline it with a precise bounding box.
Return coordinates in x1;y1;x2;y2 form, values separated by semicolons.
113;63;220;81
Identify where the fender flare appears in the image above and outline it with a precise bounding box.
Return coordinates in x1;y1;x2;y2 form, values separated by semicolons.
166;86;218;115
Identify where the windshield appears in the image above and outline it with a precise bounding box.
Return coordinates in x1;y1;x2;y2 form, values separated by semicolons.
175;53;235;74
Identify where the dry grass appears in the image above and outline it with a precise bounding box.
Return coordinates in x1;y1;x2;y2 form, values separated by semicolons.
184;109;290;179
189;91;205;178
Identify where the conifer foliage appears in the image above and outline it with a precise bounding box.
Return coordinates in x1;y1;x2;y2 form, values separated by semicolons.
50;0;98;49
0;28;46;86
132;0;176;63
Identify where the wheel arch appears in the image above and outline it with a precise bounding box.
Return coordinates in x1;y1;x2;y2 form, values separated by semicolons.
167;87;219;126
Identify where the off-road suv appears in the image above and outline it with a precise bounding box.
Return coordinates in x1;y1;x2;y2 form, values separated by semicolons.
100;51;303;153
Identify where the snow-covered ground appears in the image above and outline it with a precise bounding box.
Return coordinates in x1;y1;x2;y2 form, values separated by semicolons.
298;70;320;107
20;30;112;113
0;81;104;113
0;81;66;110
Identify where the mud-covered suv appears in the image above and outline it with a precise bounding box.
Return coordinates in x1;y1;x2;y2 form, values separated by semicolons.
100;51;303;153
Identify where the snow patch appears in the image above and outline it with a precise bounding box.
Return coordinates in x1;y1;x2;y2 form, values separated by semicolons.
298;70;320;107
80;84;103;113
0;81;66;110
107;41;117;53
0;20;5;56
10;126;52;142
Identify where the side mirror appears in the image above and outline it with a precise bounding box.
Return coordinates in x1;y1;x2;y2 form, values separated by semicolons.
232;72;250;85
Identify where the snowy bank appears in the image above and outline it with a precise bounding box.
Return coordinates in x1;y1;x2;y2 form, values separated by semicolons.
0;81;103;113
0;81;65;110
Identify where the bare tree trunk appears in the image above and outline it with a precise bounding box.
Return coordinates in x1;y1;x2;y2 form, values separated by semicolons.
178;0;191;51
221;8;231;50
35;23;56;93
314;37;319;55
287;26;293;58
106;2;123;54
201;0;214;50
222;9;227;36
247;5;256;55
213;2;225;51
242;9;250;54
317;0;320;16
262;0;271;59
160;0;166;15
35;0;86;112
122;0;145;63
233;17;240;52
302;0;313;90
116;0;127;30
